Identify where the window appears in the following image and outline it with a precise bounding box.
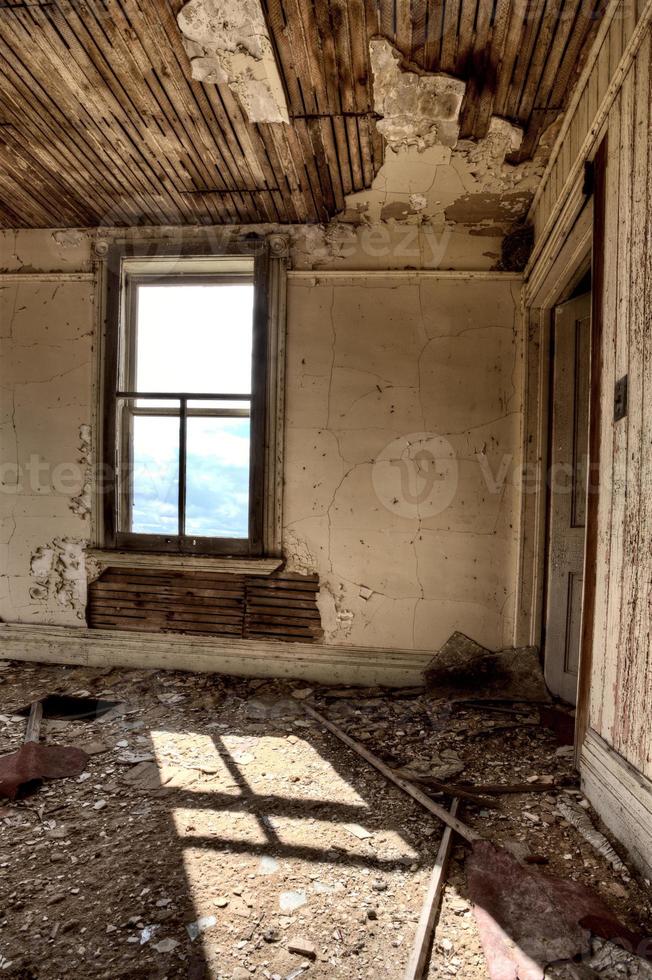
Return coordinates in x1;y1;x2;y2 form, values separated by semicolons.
100;240;286;557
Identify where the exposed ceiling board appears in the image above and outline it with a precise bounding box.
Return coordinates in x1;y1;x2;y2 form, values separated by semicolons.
0;0;604;229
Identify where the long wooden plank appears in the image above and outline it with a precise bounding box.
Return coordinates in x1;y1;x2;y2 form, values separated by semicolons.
601;63;634;744
90;596;244;615
303;704;481;843
458;0;494;137
502;0;548;120
493;0;530;115
455;0;477;73
403;798;459;980
588;98;621;738
614;37;650;770
0;11;162;223
0;33;142;221
472;0;514;137
89;617;243;635
631;37;652;779
93;587;245;604
515;0;566;122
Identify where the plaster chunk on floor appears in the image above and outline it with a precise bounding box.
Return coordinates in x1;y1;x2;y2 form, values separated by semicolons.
30;538;87;619
370;38;465;149
177;0;289;123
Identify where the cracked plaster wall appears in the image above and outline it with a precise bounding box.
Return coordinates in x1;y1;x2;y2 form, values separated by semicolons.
0;252;94;626
0;229;523;652
284;276;523;651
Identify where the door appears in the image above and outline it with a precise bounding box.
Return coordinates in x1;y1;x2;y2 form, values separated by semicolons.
544;293;591;704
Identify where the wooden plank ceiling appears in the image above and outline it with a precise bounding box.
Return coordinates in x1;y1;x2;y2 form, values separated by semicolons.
0;0;604;229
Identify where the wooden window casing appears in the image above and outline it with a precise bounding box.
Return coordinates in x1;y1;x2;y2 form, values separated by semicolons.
101;240;276;558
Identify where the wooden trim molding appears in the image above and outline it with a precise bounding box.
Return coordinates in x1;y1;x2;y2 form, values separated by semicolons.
516;206;593;648
288;270;523;282
0;272;95;282
581;728;652;880
87;550;283;575
0;624;431;689
93;233;288;559
575;136;608;759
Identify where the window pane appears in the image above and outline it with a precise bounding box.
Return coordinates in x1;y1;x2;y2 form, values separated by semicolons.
134;283;254;394
123;415;180;535
185;416;250;538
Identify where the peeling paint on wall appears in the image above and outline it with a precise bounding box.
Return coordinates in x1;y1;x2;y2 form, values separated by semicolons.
177;0;289;124
30;538;87;619
70;423;92;519
284;529;318;576
51;230;86;248
320;581;355;640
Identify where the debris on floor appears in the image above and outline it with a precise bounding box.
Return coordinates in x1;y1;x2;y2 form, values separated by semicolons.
0;698;89;800
557;799;629;875
0;660;649;979
424;632;551;702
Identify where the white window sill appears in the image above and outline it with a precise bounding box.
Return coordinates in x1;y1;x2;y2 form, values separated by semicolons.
87;549;284;576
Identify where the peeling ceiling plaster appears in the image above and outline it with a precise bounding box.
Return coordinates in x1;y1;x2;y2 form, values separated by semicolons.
336;39;554;236
370;38;465;150
177;0;289;124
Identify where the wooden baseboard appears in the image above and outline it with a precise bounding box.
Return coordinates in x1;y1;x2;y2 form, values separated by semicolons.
581;728;652;880
0;623;431;688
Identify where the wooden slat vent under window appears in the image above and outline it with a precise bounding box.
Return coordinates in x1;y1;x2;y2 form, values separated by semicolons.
87;568;323;644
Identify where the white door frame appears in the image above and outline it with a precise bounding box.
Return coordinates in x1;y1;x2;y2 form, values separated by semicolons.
516;198;593;655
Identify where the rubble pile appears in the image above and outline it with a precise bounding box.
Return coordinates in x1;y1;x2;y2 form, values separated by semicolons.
0;658;649;979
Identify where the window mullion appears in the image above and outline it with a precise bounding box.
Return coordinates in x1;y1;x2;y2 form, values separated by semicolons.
179;397;187;538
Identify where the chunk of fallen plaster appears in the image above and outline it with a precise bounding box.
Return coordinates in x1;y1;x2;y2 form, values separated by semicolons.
345;823;372;841
177;0;289;124
279;890;307;912
152;938;179;953
186;915;217;941
288;937;317;960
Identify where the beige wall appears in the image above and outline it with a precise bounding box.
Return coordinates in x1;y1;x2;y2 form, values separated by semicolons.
0;274;94;625
284;275;523;650
0;230;523;652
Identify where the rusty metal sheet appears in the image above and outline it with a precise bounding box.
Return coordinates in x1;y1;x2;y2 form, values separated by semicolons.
467;841;642;979
0;743;88;800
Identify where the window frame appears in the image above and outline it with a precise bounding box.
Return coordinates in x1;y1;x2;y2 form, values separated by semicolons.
101;239;275;558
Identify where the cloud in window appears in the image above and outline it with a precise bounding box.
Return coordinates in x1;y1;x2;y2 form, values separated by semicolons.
131;418;250;538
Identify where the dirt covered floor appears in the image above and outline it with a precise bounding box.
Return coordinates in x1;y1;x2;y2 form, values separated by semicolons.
0;660;650;979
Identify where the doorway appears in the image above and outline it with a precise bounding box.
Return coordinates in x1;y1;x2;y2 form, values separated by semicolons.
543;286;592;705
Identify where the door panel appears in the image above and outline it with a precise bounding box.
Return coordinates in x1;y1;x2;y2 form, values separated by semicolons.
544;293;591;704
